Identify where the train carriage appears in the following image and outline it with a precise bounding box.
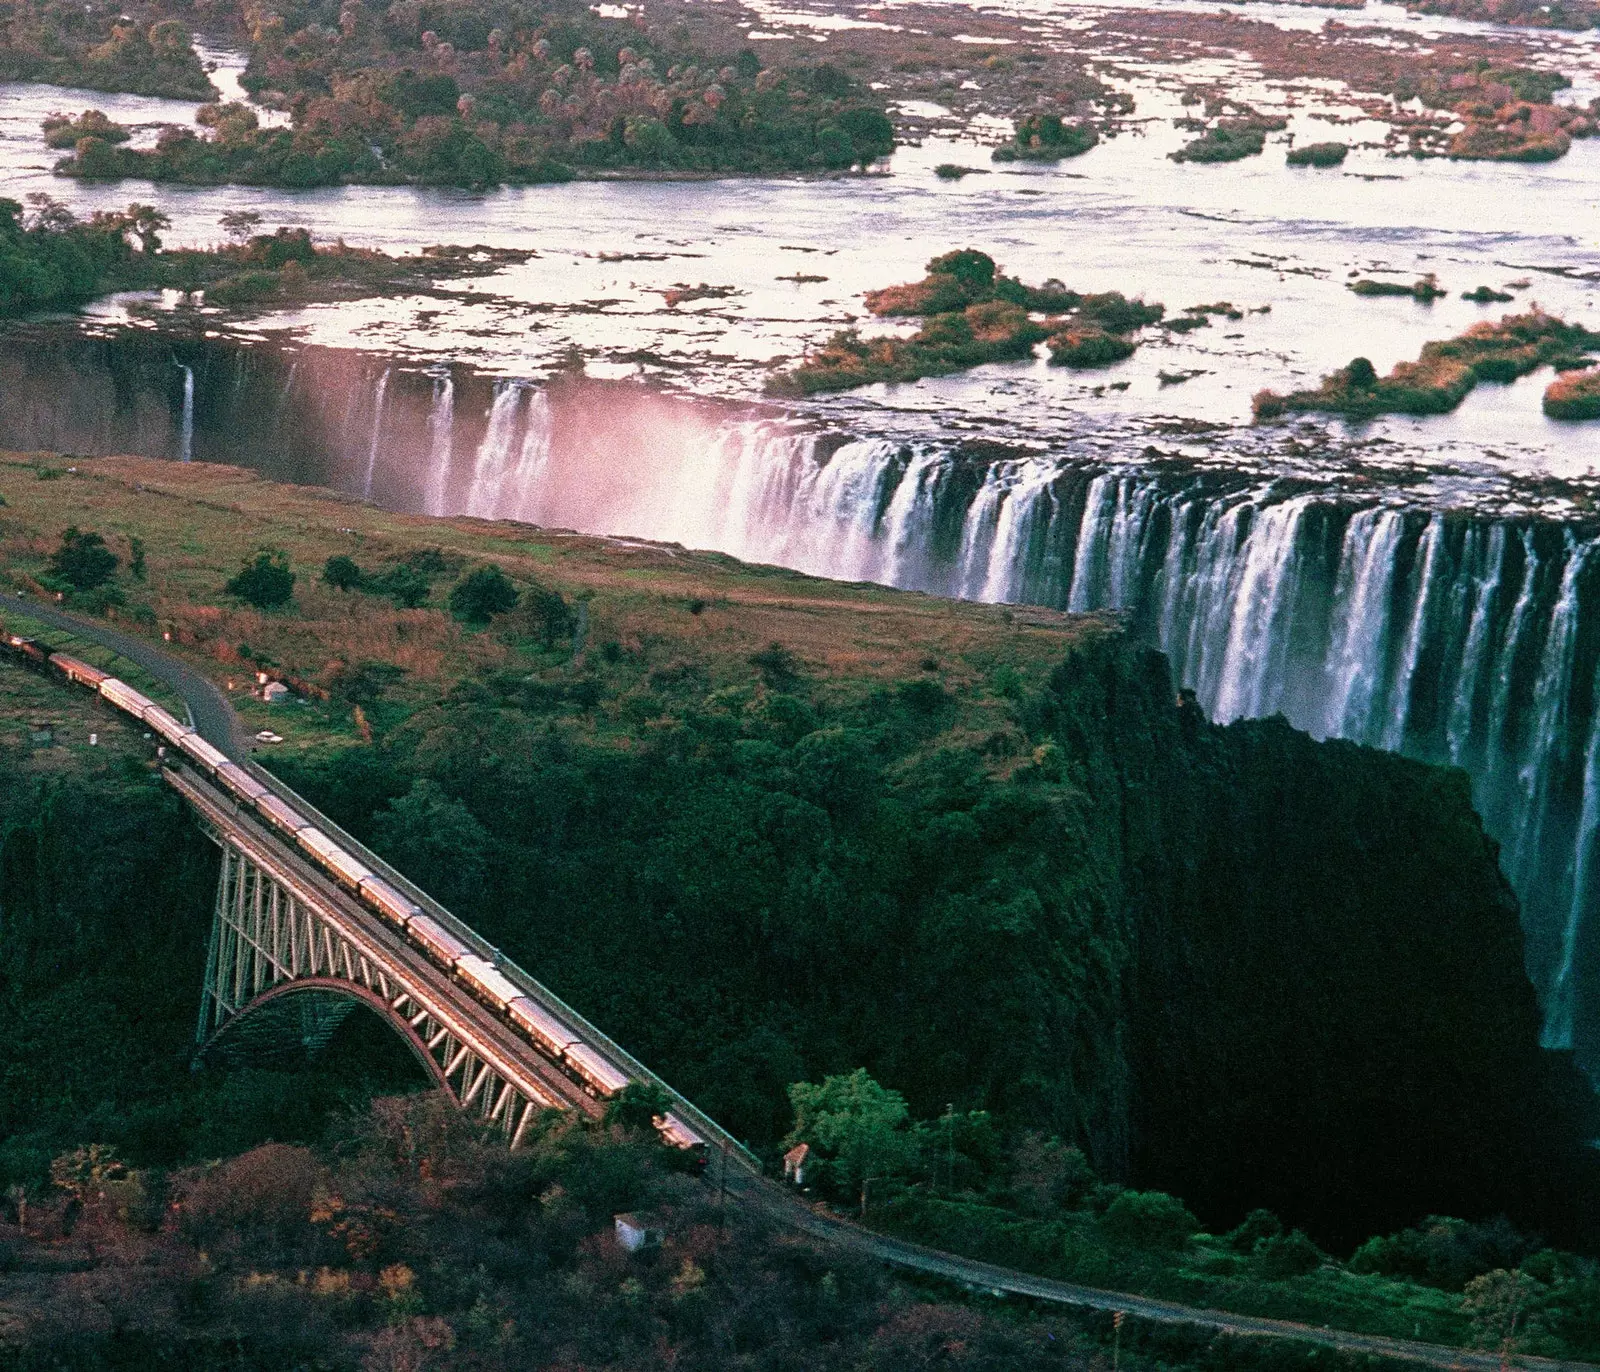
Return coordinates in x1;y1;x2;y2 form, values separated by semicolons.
254;792;311;837
295;827;372;891
507;996;581;1058
563;1041;631;1098
656;1112;706;1152
408;913;473;969
215;761;270;805
54;654;109;688
177;731;229;776
100;678;154;716
5;635;49;667
358;875;422;929
141;704;191;747
457;955;522;1013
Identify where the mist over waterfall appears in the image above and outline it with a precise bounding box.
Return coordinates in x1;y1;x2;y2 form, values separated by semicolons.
3;330;1596;1068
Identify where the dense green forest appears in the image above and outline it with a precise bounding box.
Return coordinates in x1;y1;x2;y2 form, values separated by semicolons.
261;630;1594;1253
41;0;894;187
0;0;213;96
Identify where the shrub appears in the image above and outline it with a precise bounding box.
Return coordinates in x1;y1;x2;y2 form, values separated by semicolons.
992;112;1097;162
1226;1208;1284;1252
1099;1190;1198;1249
225;548;295;608
1171;124;1268;163
1544;366;1600;420
448;565;519;624
48;526;118;589
1287;140;1347;167
1255;1229;1327;1278
1048;325;1136;368
321;554;363;590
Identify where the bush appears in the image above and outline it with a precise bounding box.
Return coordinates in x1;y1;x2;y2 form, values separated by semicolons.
1226;1208;1284;1252
1099;1190;1198;1249
1255;1229;1327;1278
48;526;118;589
1286;141;1347;167
448;565;519;625
321;554;363;590
1544;366;1600;420
225;548;295;608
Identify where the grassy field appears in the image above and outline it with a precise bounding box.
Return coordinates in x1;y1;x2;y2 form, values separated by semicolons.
0;448;1102;758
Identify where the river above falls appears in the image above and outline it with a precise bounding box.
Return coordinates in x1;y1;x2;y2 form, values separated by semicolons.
4;5;1600;500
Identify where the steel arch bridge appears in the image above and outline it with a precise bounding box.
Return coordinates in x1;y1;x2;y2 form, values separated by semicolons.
171;766;739;1158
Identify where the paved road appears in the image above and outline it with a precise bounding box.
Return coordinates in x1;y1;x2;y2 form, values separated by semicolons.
7;597;1592;1372
3;592;247;757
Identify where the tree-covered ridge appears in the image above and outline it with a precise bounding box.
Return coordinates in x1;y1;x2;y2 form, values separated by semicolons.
51;0;895;187
0;0;214;97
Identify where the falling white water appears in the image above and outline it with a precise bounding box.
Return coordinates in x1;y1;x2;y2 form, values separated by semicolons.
1544;666;1600;1052
1510;536;1588;899
422;375;454;516
1446;524;1508;769
178;364;194;462
463;381;527;519
1321;509;1408;742
1380;514;1445;753
362;368;390;502
1211;497;1312;726
415;404;1600;1053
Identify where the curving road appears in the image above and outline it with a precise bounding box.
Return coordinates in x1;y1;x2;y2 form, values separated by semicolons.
3;592;248;757
7;596;1592;1372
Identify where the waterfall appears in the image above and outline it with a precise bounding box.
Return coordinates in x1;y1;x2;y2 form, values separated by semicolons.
178;364;194;462
362;368;390;501
422;374;454;516
1446;523;1508;769
1322;509;1407;741
463;381;527;519
1546;671;1600;1052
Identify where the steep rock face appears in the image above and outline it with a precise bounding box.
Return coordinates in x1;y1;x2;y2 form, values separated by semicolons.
1027;638;1593;1246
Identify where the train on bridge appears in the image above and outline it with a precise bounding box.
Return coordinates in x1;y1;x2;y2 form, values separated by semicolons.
3;629;708;1160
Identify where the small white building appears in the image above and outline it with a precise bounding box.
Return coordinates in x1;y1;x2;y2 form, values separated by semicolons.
262;681;290;703
783;1143;810;1186
614;1212;663;1252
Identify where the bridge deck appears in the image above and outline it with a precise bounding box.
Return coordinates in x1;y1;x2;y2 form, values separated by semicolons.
168;764;604;1123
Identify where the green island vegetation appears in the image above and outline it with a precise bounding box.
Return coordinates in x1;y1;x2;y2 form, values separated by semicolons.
1;450;1599;1364
1286;140;1348;167
990;111;1098;162
1349;275;1447;301
1170;112;1287;163
46;0;894;188
0;0;213;97
1253;309;1600;419
1394;62;1598;161
1464;285;1516;303
770;249;1163;394
1543;364;1600;420
0;192;534;317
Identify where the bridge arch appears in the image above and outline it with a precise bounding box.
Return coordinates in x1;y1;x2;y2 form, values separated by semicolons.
196;976;450;1092
194;830;570;1148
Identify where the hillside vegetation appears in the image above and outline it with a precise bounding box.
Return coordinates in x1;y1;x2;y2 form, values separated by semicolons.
0;447;1592;1256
